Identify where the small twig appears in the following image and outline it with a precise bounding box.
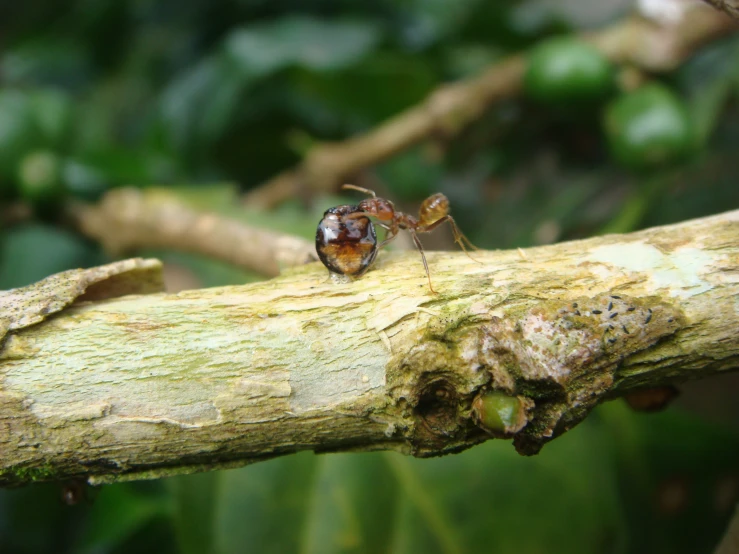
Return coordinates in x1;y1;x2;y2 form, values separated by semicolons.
0;202;32;227
714;504;739;554
69;187;316;277
243;10;738;209
701;0;739;19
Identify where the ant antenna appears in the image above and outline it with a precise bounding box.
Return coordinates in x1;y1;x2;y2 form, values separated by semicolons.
342;184;377;197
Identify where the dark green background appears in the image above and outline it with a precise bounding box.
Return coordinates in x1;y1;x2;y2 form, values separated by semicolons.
1;0;738;553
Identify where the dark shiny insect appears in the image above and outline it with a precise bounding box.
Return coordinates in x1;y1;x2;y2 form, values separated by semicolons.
60;479;97;506
315;204;378;278
316;184;477;292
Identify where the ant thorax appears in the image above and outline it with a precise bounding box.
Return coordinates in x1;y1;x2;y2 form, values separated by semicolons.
358;198;394;222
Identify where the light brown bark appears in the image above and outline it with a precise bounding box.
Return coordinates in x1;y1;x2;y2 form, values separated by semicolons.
0;210;737;486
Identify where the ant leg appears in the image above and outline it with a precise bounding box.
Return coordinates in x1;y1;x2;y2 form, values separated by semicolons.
408;229;437;294
342;184;377;197
421;216;482;263
375;223;399;248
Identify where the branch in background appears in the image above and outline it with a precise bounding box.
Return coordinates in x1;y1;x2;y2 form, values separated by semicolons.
0;202;32;227
701;0;739;19
0;209;736;486
70;187;316;278
243;9;738;209
715;504;739;554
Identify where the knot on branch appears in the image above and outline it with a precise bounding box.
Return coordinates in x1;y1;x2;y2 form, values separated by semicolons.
386;293;685;458
482;293;685;454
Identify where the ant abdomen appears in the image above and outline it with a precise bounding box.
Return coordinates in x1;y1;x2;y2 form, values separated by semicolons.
418;193;449;227
315;205;378;277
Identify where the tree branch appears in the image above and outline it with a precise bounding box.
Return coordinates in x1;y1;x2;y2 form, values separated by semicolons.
70;188;316;277
243;10;739;209
0;210;737;486
701;0;739;20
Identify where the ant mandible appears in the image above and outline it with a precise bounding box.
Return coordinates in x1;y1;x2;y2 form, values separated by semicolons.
341;184;479;293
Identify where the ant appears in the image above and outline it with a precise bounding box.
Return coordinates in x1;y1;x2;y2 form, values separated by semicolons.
60;479;98;506
316;184;478;293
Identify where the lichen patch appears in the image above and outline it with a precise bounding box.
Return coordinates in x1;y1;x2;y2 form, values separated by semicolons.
474;292;685;453
585;242;715;298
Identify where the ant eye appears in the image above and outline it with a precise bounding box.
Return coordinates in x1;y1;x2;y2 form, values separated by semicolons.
316;206;378;277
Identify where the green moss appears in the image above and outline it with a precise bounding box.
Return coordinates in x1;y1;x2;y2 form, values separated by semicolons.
1;462;58;484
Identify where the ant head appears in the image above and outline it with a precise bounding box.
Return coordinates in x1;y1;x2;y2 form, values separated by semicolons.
358;198;395;222
418;193;449;226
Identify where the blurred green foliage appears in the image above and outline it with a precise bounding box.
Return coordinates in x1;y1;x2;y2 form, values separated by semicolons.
1;0;738;553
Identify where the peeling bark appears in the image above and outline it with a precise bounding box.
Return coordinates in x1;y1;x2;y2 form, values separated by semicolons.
0;210;737;486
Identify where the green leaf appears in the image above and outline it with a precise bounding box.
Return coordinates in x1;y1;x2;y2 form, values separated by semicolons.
62;158;111;201
688;76;732;148
29;89;74;148
225;17;381;76
76;483;170;552
162;403;739;554
600;402;739;554
293;53;437;131
75;148;176;186
159;58;221;152
397;0;483;49
376;148;440;201
386;419;626;554
168;472;219;554
0;483;74;554
0;224;99;289
302;453;397;554
159;56;248;151
0;38;91;87
165;420;628;554
213;452;317;554
0;90;42;182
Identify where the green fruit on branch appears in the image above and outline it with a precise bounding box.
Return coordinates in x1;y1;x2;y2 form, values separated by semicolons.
604;83;694;170
17;150;64;207
525;37;614;104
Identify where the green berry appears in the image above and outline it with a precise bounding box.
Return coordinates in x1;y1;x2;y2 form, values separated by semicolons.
473;391;527;436
604;83;694;170
17;150;64;207
525;37;614;104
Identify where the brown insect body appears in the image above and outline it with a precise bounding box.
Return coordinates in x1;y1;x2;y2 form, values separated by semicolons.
315;205;378;277
343;185;478;293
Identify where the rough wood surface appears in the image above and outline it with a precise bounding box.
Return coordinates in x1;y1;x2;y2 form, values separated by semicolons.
1;210;737;486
